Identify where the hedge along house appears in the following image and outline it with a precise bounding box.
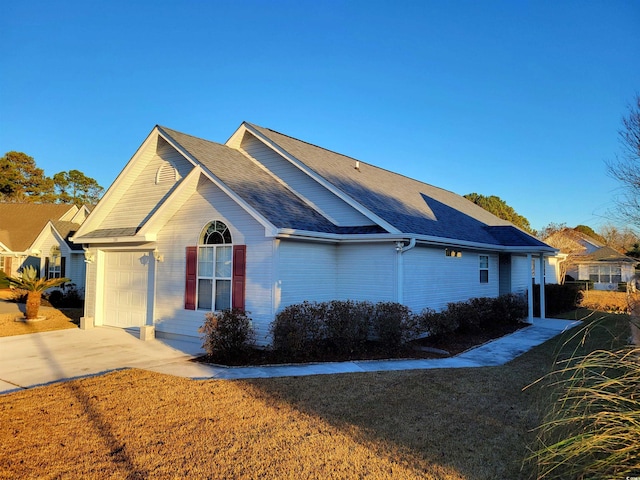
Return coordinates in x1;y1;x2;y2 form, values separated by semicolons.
71;123;557;344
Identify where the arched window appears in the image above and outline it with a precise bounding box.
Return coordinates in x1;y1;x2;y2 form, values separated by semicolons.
197;221;232;311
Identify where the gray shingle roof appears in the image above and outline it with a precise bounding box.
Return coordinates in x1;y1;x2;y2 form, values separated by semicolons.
579;246;639;264
246;124;550;249
159;127;385;234
135;124;555;250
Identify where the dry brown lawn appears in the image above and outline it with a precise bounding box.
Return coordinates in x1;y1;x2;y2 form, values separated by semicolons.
0;309;80;337
0;323;566;480
579;289;630;313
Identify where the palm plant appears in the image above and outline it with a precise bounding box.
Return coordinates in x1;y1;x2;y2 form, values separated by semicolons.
8;265;69;320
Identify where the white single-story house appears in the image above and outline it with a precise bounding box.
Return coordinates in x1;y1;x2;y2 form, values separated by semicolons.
576;246;638;290
544;228;638;289
0;203;90;292
71;123;557;344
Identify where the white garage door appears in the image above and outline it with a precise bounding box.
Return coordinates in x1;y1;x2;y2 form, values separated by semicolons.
103;251;150;328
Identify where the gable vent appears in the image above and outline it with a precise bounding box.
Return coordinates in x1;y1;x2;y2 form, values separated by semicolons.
155;162;180;185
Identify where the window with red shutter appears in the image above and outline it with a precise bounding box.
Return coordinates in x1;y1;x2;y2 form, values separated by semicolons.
184;246;197;310
232;244;246;310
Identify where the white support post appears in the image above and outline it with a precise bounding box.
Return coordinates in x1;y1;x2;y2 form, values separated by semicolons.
396;242;404;304
527;253;534;321
539;254;546;319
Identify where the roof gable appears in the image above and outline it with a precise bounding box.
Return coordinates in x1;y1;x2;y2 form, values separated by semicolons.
545;228;603;254
158;126;382;234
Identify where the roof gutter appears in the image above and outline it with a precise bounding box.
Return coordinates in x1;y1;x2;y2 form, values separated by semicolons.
275;229;557;254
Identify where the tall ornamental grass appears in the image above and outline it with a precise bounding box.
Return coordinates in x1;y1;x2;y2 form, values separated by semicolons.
529;313;640;479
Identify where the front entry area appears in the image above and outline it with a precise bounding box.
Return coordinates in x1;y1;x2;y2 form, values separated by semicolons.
103;251;152;328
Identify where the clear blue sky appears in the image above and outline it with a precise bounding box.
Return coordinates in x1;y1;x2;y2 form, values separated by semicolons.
1;0;639;233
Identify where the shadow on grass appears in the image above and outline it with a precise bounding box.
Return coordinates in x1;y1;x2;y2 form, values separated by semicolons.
236;330;577;479
233;313;630;479
21;322;149;479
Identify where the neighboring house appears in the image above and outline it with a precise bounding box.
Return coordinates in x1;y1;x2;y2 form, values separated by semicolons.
72;123;557;344
544;228;638;290
0;203;90;293
576;246;638;290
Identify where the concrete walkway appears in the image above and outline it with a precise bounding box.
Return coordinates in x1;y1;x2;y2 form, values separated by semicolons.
0;317;579;395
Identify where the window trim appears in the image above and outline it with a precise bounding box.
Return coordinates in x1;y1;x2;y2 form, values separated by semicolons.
479;255;489;284
196;221;233;311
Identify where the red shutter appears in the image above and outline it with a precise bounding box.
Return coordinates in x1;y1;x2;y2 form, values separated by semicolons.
185;246;197;310
4;257;11;275
232;245;246;310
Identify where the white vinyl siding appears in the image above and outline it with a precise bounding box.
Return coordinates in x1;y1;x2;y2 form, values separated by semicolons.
240;135;375;226
402;247;499;312
153;179;274;344
278;241;338;307
510;255;531;295
336;243;396;302
100;137;193;230
277;242;397;309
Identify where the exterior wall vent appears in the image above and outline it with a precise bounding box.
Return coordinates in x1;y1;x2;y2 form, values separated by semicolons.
156;162;180;185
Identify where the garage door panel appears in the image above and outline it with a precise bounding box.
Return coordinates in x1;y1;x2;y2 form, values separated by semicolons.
104;251;150;328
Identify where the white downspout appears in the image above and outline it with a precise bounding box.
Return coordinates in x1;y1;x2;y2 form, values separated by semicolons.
396;238;417;304
527;253;534;321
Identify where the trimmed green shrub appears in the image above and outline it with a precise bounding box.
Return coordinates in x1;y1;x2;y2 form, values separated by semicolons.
414;307;457;338
324;300;373;354
270;301;324;358
491;293;528;326
441;298;490;333
200;309;255;362
270;294;528;359
419;294;527;338
370;302;413;354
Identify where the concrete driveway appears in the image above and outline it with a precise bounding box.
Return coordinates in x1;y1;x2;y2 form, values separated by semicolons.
0;327;204;394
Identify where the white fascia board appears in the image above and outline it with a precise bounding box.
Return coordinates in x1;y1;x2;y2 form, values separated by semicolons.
74;126;163;238
0;242;12;252
71;233;157;245
159;129;278;237
241;123;401;234
275;228;557;253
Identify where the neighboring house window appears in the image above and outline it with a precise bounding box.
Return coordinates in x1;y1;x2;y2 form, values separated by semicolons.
589;265;621;284
445;249;462;257
479;255;489;283
45;246;65;280
0;256;4;273
197;221;233;311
